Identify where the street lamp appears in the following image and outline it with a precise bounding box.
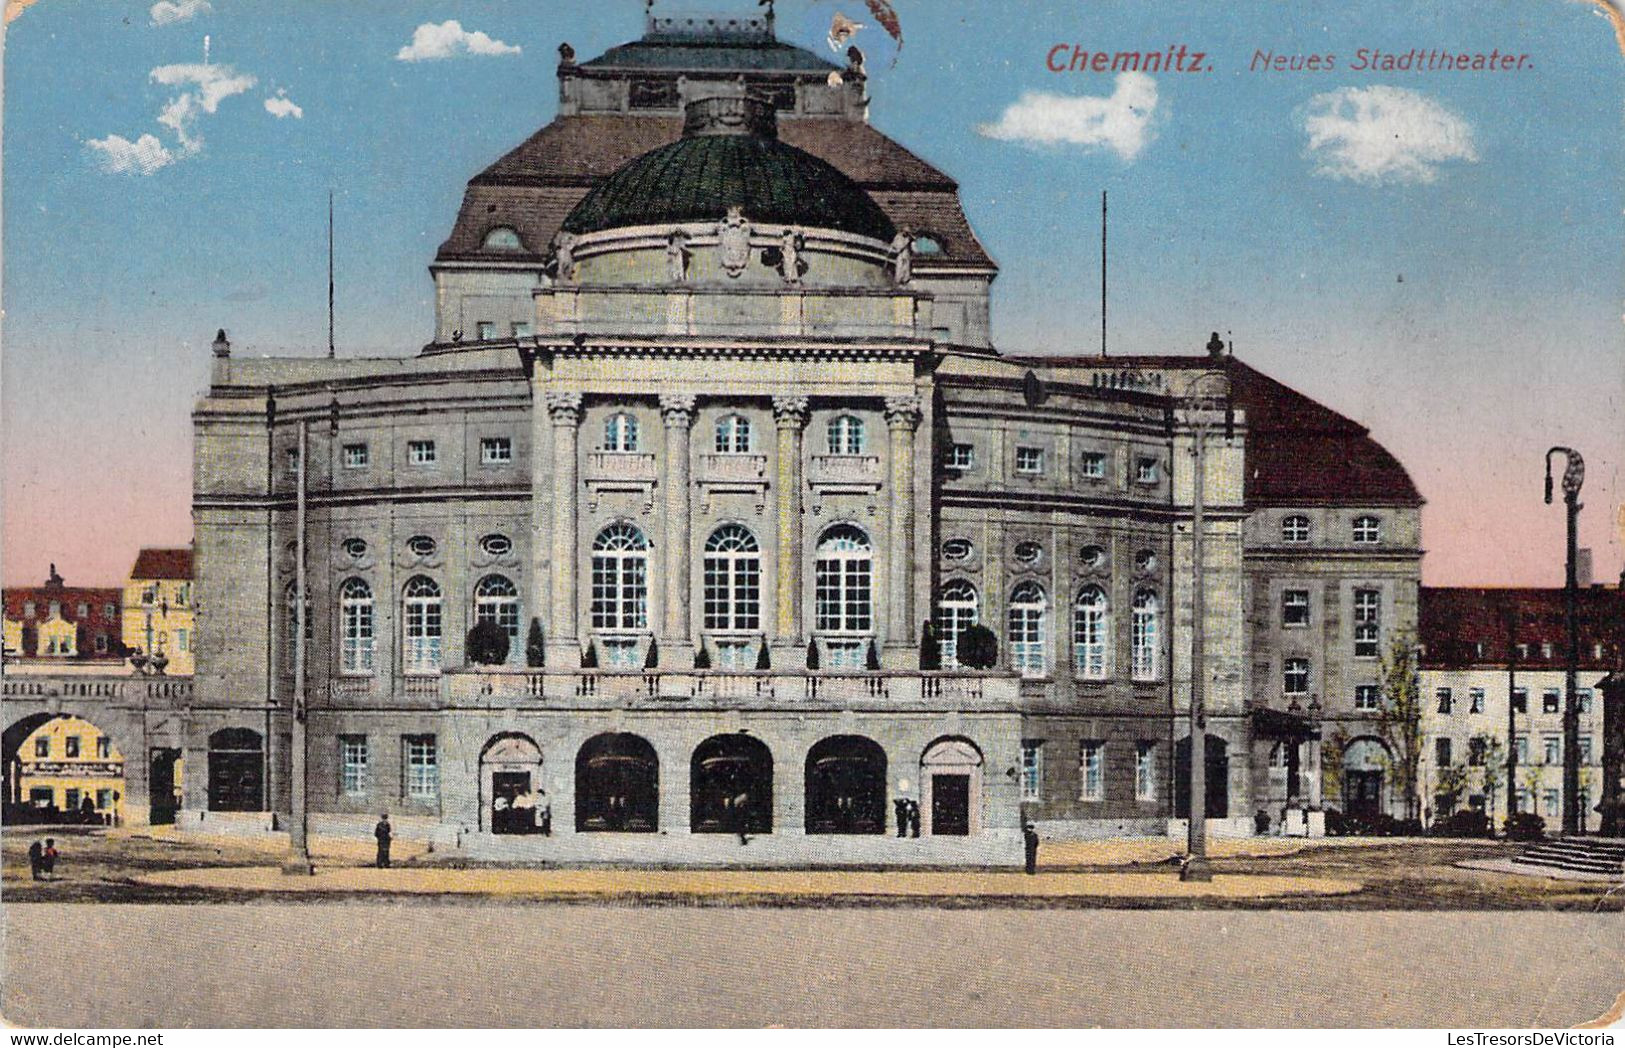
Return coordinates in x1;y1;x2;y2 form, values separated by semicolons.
1181;346;1232;882
1544;446;1585;836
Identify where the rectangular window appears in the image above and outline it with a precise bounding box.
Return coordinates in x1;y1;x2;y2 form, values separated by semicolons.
1468;737;1487;766
1355;684;1381;711
1014;446;1045;475
285;447;300;475
1281;589;1310;627
512;321;533;339
715;641;752;670
1436;688;1454;715
29;788;53;807
601;639;640;668
96;788;115;811
1516;788;1531;813
1020;741;1043;802
96;737;110;759
33;737;48;758
1353;588;1381;658
946;443;974;470
176;628;190;653
76;602;88;618
1543;735;1561;764
64;736;81;758
1577;688;1593;714
475;321;496;341
407;440;437;466
1283;658;1310;696
1135;741;1156;801
1514;735;1528;764
1578;737;1593;764
1543;789;1561;817
1542;689;1560;714
1079;451;1106;479
1434;737;1451;767
1078;740;1104;801
1512;687;1528;714
480;437;513;465
1134;457;1159;484
823;640;865;670
340;736;369;796
64;788;81;811
404;735;438;800
104;602;116;618
94;634;109;653
22;601;34;618
342;443;369;469
1469;687;1485;714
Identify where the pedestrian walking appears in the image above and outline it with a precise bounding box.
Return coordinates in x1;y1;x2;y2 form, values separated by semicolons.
894;798;908;837
27;840;43;880
907;799;921;838
41;838;58;880
374;812;393;869
1023;822;1039;875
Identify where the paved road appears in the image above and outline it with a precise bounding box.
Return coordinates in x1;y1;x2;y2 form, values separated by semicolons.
4;905;1621;1027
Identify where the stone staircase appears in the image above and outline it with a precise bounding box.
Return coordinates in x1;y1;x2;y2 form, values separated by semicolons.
1517;837;1625;877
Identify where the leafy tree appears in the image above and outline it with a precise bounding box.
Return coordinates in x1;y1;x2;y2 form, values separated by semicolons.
956;624;998;670
466;620;510;666
525;618;545;668
1435;763;1469;816
1476;734;1506;822
1376;634;1424;821
1322;728;1349;812
756;636;771;670
919;620;941;671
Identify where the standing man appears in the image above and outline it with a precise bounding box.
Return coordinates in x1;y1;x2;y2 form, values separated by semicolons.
41;838;58;880
908;799;921;838
27;839;44;880
1023;822;1039;875
893;797;908;838
374;812;393;869
537;791;553;837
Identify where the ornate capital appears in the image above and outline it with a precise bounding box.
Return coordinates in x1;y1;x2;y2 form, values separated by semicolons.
545;391;583;425
884;395;922;430
772;396;810;429
659;393;697;428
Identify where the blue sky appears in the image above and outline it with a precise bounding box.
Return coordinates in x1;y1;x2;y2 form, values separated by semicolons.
3;0;1622;586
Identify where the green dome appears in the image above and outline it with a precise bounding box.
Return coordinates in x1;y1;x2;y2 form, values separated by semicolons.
560;122;896;242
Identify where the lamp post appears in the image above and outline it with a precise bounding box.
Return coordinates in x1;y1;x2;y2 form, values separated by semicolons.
283;419;313;874
1544;446;1584;836
1181;350;1232;882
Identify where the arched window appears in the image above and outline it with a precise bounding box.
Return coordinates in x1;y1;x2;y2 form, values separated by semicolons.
1281;515;1311;543
591;524;649;631
284;582;311;669
1132;589;1160;681
482;226;523;250
339;578;374;675
934;579;979;668
474;574;520;662
912;234;943;255
1008;581;1048;678
814;525;873;647
715;414;752;454
1073;585;1109;679
827;415;865;455
402;576;443;674
604;412;640;452
703;524;761;631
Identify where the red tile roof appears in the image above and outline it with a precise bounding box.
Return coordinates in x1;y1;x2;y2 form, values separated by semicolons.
129;547;193;580
1420;587;1625;670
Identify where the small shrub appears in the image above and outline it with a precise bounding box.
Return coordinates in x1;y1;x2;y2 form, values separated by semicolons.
525;618;545;668
919;620;941;671
1431;809;1491;838
644;637;659;670
957;625;998;670
581;641;598;669
694;643;711;670
466;620;510;666
865;639;881;670
806;639;819;670
756;637;771;670
1503;811;1546;842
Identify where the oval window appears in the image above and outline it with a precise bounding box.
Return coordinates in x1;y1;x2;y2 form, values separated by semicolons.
1014;541;1043;566
1080;544;1106;569
942;538;973;562
479;533;512;557
1134;549;1158;573
342;537;367;559
407;535;437;558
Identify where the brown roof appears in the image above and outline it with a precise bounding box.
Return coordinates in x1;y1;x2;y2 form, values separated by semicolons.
1004;354;1424;509
129;548;193;580
4;586;123;630
437;115;993;268
1420;587;1625;670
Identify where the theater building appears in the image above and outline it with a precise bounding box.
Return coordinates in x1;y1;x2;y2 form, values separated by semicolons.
178;11;1422;856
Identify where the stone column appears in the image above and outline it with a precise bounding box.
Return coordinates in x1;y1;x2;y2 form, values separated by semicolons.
773;397;809;646
546;392;583;663
660;394;696;655
884;395;922;654
1306;734;1323;808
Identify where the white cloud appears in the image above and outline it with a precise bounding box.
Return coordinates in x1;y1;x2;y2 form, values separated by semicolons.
84;133;175;175
150;61;256;152
1302;85;1478;185
264;90;303;120
976;73;1159;161
396;20;521;62
149;0;211;26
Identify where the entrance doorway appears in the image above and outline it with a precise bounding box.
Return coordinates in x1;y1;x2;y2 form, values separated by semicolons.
149;748;182;825
805;735;887;834
480;733;544;834
207;728;264;811
1341;736;1391;819
931;774;971;835
575;733;658;832
691;734;773;834
919;736;983;836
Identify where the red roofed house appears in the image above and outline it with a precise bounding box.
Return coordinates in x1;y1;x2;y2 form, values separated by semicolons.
2;565;124;665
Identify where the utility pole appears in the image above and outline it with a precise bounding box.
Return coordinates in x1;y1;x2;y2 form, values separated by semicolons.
1544;446;1584;835
283;420;313;874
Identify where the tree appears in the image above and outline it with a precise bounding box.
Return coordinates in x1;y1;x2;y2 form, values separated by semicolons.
806;639;820;670
1322;727;1349;812
1376;634;1424;821
919;620;941;671
1435;763;1469;816
956;624;998;670
525;618;545;668
466;620;510;666
644;637;659;670
1476;734;1506;823
694;643;711;670
756;636;771;670
582;640;598;669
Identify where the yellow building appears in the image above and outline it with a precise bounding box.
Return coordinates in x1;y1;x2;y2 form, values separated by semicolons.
16;715;127;824
121;547;195;676
3;616;21;657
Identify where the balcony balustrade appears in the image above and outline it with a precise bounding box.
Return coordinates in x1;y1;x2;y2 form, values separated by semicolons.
806;453;882;492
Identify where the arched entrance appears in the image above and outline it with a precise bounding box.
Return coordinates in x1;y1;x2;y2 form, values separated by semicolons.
4;713;129;825
149;748;182;825
1174;734;1230;819
207;728;264;812
575;733;658;832
1342;736;1391;818
920;737;983;836
480;733;544;835
805;735;887;834
691;734;773;834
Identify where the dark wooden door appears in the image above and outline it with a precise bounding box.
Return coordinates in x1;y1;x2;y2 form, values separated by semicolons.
1347;770;1384;818
932;774;970;835
149;748;181;825
207;751;263;811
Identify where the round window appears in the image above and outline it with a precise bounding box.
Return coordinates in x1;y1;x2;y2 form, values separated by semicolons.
342;537;367;559
942;538;973;561
1014;541;1043;566
1080;544;1106;569
1134;549;1158;573
479;533;512;557
407;535;437;558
